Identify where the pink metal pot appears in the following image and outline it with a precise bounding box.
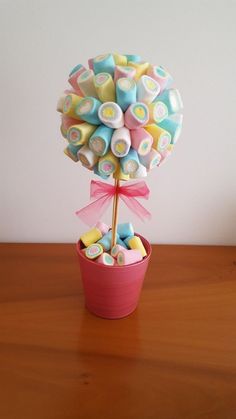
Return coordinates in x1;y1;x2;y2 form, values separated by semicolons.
76;234;152;319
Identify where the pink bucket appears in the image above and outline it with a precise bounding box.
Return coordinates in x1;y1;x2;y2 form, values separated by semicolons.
76;234;152;319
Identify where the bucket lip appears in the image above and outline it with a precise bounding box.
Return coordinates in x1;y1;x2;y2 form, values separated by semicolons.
76;232;152;269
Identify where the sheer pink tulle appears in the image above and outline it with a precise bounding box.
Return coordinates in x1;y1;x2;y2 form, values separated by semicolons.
76;180;151;226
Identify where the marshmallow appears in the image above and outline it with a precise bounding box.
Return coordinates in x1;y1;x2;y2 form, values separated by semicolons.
160;144;174;163
94;73;116;102
124;102;149;129
111;244;126;258
127;61;149;80
85;243;103;260
124;236;134;247
93;164;110;179
77;145;98;169
125;235;147;257
93;53;115;76
117;249;143;266
137;75;160;104
158;114;183;144
67;123;97;145
95;221;109;236
61;115;82;134
80;227;103;247
117;222;134;239
147;65;173;92
77;69;98;98
98;102;124;129
75;96;102;125
130;164;147;179
64;143;82;162
117;238;128;248
151;126;171;154
139;148;162;170
148;101;168;124
96;252;115;265
89;124;113;156
60;124;67;139
113;53;128;66
97;231;119;251
130;128;153;156
114;65;136;82
154;89;183;115
98;150;119;176
113;165;130;181
125;54;141;63
68;64;86;94
63;94;83;119
116;77;137;111
88;58;94;70
120;148;140;174
111;127;131;157
57;94;66;113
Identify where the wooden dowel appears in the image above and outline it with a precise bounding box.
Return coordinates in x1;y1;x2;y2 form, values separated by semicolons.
111;179;120;247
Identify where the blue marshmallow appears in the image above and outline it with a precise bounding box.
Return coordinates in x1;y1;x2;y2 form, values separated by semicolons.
93;53;115;76
75;97;102;125
93;163;110;179
116;78;137;111
120;148;140;175
97;231;119;251
69;64;84;77
158;115;183;145
124;236;135;248
117;222;134;239
154;89;183;115
116;237;128;249
89;124;113;156
125;54;141;63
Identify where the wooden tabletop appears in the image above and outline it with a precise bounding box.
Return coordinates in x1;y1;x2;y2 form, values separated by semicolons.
0;244;236;419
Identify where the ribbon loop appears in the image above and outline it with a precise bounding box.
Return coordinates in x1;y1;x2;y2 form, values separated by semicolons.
76;179;151;226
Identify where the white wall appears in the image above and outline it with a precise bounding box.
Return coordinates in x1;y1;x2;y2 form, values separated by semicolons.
0;0;235;244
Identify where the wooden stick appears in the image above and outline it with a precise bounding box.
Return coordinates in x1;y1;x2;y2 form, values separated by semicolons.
111;179;120;248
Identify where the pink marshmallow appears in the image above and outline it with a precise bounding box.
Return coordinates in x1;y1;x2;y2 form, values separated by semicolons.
95;221;110;236
117;249;143;266
96;253;115;266
88;58;94;70
124;103;149;130
61;115;82;131
130;128;153;156
111;244;126;258
68;66;86;95
147;65;173;93
139;148;162;170
114;65;136;82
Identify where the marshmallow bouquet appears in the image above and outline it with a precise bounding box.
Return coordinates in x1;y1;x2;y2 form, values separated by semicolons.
57;53;183;180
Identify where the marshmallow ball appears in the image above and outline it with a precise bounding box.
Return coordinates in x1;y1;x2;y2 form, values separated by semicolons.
58;52;183;179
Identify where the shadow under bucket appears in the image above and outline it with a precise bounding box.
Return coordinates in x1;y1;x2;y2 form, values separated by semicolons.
76;234;152;319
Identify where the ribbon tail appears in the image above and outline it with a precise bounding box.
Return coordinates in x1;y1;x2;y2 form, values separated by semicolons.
75;194;112;226
120;195;152;222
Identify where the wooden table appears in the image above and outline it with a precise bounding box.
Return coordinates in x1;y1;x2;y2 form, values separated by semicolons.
0;244;236;419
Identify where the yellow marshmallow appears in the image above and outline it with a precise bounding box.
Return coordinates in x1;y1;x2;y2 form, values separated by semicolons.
94;73;116;102
63;94;83;119
128;236;147;257
113;165;129;181
128;61;149;80
80;227;102;247
67;123;97;146
113;53;128;66
145;125;170;150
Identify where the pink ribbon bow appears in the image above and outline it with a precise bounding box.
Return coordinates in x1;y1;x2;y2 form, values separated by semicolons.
76;180;151;226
